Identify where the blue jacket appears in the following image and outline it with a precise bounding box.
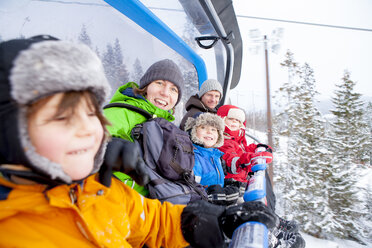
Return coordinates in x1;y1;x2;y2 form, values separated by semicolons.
193;144;225;188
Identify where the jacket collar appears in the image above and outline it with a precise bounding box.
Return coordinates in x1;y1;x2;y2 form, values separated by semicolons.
193;144;223;156
185;94;217;113
0;175;107;220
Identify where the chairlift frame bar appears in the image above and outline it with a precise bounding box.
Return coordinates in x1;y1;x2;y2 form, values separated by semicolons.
103;0;208;84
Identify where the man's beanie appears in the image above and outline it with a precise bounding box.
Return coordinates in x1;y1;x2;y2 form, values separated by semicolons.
198;79;223;99
140;59;184;106
0;35;111;184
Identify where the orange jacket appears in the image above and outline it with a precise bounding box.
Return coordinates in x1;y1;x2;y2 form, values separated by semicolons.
0;175;189;248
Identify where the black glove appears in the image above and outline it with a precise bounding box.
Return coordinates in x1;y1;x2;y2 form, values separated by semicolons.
283;232;306;248
206;184;227;205
181;200;226;248
219;201;277;239
223;185;240;205
224;179;246;197
99;138;149;187
181;200;278;247
271;230;306;248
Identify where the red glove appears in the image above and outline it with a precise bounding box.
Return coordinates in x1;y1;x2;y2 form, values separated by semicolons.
237;153;254;170
250;151;273;165
238;151;273;170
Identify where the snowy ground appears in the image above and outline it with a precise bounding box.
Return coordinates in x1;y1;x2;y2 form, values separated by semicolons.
302;233;370;248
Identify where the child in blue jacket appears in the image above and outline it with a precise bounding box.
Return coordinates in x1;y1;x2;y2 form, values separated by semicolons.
185;112;239;205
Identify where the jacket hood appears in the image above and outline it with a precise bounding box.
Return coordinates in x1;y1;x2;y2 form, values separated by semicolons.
184;112;224;148
217;104;246;129
0;35;110;184
217;105;246;124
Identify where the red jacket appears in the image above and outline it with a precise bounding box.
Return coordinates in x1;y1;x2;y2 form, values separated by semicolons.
219;126;257;183
217;105;258;183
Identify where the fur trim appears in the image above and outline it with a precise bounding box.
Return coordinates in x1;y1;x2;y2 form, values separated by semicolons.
10;40;110;183
10;40;110;106
185;113;224;148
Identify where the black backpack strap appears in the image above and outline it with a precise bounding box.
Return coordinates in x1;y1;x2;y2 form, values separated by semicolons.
104;102;153;140
104;102;153;119
182;172;208;201
168;137;195;176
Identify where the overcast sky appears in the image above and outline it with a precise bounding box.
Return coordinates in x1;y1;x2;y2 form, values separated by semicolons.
231;0;372;111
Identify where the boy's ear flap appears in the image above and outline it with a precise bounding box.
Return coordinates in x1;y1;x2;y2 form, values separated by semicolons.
184;117;196;132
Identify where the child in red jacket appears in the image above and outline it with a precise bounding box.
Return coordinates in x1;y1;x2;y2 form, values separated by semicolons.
217;104;305;248
217;105;273;191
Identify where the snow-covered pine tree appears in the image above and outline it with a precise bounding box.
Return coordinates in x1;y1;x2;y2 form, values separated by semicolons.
289;63;332;238
330;71;370;164
357;182;372;245
179;18;199;104
365;102;372;164
102;43;116;93
132;58;143;84
102;39;130;94
273;50;300;219
95;46;100;58
78;24;92;48
274;53;336;239
172;17;199;124
113;38;129;87
328;70;369;242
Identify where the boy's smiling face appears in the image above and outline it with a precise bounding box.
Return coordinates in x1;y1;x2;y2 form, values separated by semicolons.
28;92;104;181
195;124;218;148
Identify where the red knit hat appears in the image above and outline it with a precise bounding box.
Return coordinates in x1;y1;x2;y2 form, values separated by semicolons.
217;105;246;125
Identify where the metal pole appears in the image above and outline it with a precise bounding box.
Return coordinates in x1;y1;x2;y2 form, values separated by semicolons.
264;35;274;184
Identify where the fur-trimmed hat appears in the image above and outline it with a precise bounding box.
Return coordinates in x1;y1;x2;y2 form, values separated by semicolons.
184;112;224;148
198;79;223;99
140;59;184;106
0;35;111;184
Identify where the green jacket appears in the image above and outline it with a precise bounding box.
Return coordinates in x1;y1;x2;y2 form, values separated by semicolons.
104;82;175;196
104;82;175;142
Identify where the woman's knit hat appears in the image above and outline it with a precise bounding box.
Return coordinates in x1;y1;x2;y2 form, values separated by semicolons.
0;35;111;184
140;59;184;106
198;79;223;100
184;112;225;148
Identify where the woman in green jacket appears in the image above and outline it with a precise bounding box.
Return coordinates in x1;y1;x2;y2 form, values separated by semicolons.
104;59;184;195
